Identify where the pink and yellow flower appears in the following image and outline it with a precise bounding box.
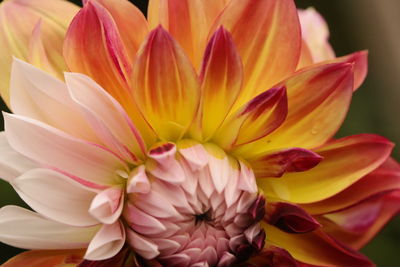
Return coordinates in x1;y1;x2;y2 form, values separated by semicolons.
0;0;399;266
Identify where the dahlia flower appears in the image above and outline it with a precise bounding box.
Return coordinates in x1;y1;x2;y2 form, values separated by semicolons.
0;0;399;266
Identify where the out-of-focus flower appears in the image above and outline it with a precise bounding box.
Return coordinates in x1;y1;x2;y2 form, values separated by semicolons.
0;0;79;105
0;0;399;266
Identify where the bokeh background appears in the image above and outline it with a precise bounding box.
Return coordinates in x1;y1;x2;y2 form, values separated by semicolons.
0;0;399;265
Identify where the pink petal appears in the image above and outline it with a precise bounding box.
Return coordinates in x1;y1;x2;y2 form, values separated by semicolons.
12;168;97;227
126;165;151;194
85;220;125;260
0;206;99;250
89;187;124;224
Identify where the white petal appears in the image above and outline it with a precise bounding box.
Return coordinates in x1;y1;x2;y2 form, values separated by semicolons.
65;73;145;163
89;187;123;224
126;228;159;259
178;140;208;171
10;59;97;142
12;168;97;226
85;220;125;260
0;206;99;249
4;113;125;187
207;152;230;193
238;161;257;193
0;132;36;182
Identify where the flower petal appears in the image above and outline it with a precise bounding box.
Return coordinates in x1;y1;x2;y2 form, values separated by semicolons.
0;132;36;182
319;190;400;250
0;206;99;250
235;63;354;157
249;148;322;178
259;134;393;203
213;0;301;108
265;202;321;234
2;249;85;267
148;0;227;67
264;223;374;267
12;168;97;227
10;59;98;142
298;7;335;64
4;113;126;188
92;0;148;63
89;187;124;225
85;220;125;261
301;157;400;215
246;246;298;267
65;72;146;163
197;27;243;141
132;27;200;141
0;0;79;105
213;86;287;149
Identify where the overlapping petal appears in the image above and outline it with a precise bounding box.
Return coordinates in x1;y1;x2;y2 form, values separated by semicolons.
258;134;393;203
213;0;301;108
132;27;200;141
148;0;227;67
235;63;354;158
0;0;78;105
4;113;126;188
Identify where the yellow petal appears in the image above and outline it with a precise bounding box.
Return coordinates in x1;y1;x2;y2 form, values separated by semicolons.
0;0;79;106
132;27;200;141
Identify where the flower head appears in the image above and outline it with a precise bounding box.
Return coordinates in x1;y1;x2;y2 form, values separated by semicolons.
0;0;399;266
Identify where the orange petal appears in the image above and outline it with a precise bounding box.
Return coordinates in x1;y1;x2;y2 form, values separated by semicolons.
264;223;374;267
301;157;400;215
132;27;200;141
319;189;400;250
250;148;322;178
2;249;84;267
235;63;354;158
258;134;393;204
325;51;368;91
64;1;155;145
64;1;131;100
90;0;149;63
147;0;228;67
213;86;287;150
197;27;243;141
0;0;79;106
213;0;301;108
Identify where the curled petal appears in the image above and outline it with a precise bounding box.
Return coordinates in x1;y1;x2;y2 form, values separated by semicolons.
147;142;185;184
266;202;321;234
0;0;79;105
213;0;301;108
89;187;124;225
126;165;151;194
132;27;200;141
0;206;99;250
148;0;227;67
249;148;322;178
12;168;97;227
213;86;287;149
259;134;393;203
78;247;142;267
85;221;125;261
0;132;36;182
197;27;243;141
2;249;85;267
264;223;374;266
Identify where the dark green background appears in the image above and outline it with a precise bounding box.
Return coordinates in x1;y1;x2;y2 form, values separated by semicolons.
0;0;399;265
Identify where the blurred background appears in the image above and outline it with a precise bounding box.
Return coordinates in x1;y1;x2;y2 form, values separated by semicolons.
0;0;399;265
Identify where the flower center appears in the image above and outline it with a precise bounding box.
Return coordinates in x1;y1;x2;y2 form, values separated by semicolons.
122;142;265;266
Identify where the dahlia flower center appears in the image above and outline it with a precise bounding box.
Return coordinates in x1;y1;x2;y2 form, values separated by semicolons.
122;142;266;266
